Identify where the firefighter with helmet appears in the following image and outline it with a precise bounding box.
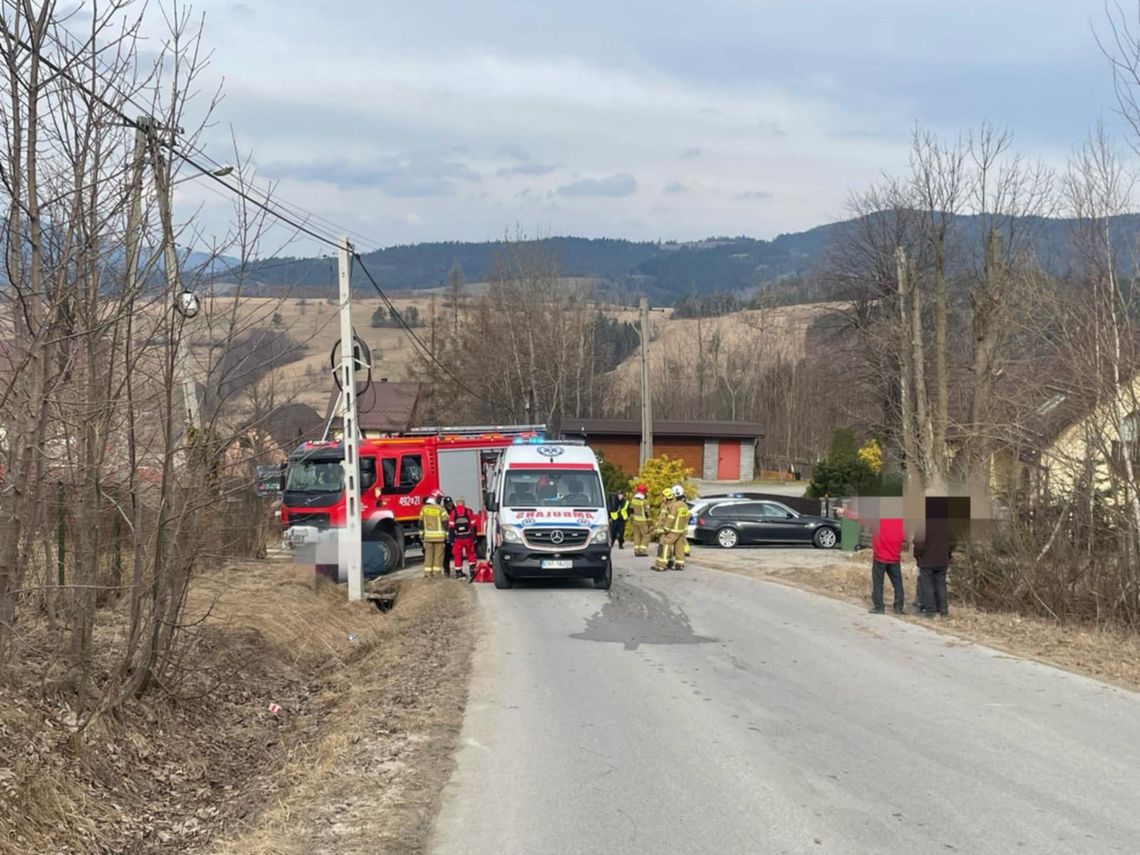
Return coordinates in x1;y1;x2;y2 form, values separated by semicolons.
654;484;691;572
449;497;478;580
629;484;651;557
675;484;692;562
651;488;673;567
420;490;446;578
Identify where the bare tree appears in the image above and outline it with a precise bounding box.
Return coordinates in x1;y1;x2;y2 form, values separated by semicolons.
0;1;310;721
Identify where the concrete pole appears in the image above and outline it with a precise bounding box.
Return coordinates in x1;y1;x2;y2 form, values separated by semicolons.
639;297;653;469
338;237;363;601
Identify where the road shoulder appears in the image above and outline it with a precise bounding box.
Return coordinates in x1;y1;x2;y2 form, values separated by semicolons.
690;546;1140;693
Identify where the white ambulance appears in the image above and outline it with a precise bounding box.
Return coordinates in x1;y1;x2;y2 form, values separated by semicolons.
484;441;612;590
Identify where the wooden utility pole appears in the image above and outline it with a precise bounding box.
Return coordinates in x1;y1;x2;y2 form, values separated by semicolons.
639;297;653;469
337;237;363;602
147;118;201;442
896;248;919;482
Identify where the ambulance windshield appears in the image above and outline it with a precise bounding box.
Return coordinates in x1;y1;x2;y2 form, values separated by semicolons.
503;470;603;508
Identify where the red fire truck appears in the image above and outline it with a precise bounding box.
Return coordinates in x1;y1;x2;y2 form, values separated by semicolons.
280;424;547;575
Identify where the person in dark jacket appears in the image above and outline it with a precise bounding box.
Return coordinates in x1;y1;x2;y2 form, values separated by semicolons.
607;490;629;549
913;496;956;617
441;495;456;576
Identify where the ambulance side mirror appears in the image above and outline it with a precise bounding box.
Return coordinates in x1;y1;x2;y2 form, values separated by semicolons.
484;492;498;512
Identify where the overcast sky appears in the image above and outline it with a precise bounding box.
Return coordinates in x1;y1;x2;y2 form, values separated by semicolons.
162;0;1127;253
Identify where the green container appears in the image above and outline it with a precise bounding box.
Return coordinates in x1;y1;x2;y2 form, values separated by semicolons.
840;516;860;551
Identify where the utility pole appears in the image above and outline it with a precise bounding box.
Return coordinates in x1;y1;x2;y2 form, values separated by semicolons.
337;237;363;602
639;297;653;469
122;118;149;308
148;120;201;444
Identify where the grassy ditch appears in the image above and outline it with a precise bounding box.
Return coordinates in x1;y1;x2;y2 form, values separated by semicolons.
0;563;474;854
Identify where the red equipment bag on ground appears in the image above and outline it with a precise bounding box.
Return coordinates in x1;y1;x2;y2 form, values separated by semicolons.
472;560;494;583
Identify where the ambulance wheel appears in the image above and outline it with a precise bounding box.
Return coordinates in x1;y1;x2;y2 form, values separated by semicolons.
594;560;612;591
492;554;513;589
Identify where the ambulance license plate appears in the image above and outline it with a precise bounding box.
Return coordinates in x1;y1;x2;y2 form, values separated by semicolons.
541;559;572;570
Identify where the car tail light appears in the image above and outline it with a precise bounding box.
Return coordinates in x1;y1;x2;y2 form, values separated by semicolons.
698;517;705;526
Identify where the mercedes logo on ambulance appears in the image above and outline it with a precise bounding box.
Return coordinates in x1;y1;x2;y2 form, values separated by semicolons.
549;530;565;544
536;445;564;458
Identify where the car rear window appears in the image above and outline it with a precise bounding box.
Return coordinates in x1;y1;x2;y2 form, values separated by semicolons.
710;502;758;516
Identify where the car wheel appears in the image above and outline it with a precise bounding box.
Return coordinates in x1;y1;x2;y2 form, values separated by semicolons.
716;527;739;549
593;558;612;590
813;527;839;549
492;552;513;589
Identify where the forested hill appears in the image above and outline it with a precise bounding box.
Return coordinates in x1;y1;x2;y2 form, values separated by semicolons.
229;213;1140;305
235;230;836;303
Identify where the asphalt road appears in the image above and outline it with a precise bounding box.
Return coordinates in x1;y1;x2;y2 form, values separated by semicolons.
428;551;1140;855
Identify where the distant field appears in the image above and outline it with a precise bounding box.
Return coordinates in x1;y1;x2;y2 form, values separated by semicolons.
193;295;438;414
177;295;842;419
603;301;841;403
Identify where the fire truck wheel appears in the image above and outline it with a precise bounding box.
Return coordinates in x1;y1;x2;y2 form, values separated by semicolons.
368;531;401;574
492;553;513;589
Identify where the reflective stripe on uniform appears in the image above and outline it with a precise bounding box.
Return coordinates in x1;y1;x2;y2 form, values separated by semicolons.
669;504;690;534
630;496;649;522
421;505;446;542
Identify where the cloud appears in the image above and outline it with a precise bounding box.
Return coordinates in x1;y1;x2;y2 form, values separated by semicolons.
261;152;479;197
556;173;638;198
183;0;1114;251
664;181;689;194
498;162;559;176
497;143;531;161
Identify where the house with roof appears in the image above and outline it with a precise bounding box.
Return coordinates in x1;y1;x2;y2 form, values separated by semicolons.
953;355;1140;503
562;418;764;481
324;379;425;438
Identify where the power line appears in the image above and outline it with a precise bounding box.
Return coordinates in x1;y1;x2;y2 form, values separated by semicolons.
353;252;490;404
38;20;384;255
13;23;492;405
2;25;345;251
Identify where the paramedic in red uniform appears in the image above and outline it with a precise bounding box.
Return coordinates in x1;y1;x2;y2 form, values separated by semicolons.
449;498;478;580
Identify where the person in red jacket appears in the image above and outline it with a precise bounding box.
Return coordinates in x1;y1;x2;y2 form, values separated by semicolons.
449;498;478;580
843;499;907;615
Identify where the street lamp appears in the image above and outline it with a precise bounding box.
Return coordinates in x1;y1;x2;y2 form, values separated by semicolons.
171;164;234;187
169;166;230;321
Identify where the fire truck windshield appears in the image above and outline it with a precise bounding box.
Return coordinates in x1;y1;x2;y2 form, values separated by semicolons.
285;459;344;493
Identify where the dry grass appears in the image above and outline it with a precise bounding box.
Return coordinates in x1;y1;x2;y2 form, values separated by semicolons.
0;562;474;855
194;296;841;418
693;548;1140;693
603;301;840;402
210;577;474;854
186;296;431;415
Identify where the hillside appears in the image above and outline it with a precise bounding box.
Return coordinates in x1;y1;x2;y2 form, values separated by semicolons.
214;213;1140;306
229;232;830;304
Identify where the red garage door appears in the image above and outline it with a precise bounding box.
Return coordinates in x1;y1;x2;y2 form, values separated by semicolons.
717;440;740;480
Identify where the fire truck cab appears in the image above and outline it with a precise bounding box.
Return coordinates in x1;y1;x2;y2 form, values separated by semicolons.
280;425;546;576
